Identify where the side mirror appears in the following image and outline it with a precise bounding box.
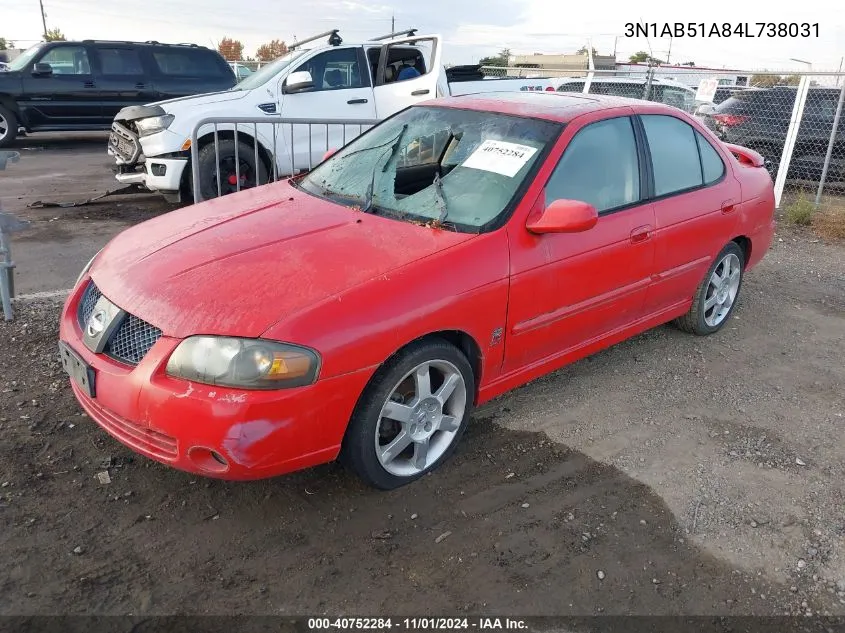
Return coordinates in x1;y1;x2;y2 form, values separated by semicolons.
526;199;598;234
32;62;53;77
322;148;337;162
283;71;314;94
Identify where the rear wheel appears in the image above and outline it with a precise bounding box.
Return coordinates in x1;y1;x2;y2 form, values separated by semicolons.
196;139;268;200
0;105;18;148
341;339;475;490
674;242;745;335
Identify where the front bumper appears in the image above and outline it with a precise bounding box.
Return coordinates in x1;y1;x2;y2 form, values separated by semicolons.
59;279;374;480
109;123;189;194
114;156;188;193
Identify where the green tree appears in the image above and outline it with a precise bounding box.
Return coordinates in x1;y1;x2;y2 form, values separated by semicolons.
782;74;802;86
479;48;511;67
749;74;781;88
629;50;664;64
576;46;598;56
0;38;14;50
217;37;244;61
44;28;66;42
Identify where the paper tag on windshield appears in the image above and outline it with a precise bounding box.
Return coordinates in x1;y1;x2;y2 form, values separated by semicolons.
462;140;538;177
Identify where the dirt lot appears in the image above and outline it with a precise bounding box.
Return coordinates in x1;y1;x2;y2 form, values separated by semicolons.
1;138;844;618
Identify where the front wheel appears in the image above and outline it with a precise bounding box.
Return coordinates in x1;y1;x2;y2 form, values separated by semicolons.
341;339;475;490
195;139;268;200
0;105;19;148
674;242;745;335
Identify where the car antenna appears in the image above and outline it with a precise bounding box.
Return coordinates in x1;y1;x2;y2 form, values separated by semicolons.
289;29;342;51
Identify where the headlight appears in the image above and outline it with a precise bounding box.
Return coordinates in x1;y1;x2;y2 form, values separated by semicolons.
135;114;175;137
166;336;320;390
75;249;101;288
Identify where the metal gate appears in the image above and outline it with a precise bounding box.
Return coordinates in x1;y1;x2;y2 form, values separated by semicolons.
189;117;379;204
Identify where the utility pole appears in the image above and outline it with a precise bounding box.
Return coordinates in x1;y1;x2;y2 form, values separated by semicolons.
667;35;672;64
39;0;48;39
391;14;395;33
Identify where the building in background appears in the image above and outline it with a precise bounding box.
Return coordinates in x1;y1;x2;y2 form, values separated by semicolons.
508;52;617;76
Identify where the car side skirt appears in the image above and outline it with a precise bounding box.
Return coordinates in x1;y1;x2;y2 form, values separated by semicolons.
479;300;691;404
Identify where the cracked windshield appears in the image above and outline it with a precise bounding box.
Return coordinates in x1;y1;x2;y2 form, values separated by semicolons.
298;106;561;231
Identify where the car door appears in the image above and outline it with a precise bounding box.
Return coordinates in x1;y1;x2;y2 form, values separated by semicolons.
504;112;657;372
637;110;742;316
279;46;376;171
19;43;101;127
371;35;442;118
90;45;159;122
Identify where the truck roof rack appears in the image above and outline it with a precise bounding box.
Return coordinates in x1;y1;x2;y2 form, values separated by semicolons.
289;29;342;51
370;29;418;42
79;39;203;48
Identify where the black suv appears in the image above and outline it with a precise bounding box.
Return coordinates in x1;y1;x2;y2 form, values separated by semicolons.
703;86;845;182
0;40;236;147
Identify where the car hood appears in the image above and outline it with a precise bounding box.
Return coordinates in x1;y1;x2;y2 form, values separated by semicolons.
114;89;246;122
90;182;475;339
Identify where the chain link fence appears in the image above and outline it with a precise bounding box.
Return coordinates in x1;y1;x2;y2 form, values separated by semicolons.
479;66;845;232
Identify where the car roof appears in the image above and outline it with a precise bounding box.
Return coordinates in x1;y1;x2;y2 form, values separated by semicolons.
559;76;693;89
429;91;677;122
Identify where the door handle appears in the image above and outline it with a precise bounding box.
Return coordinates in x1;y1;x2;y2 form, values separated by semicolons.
135;82;146;89
721;199;736;214
84;81;96;88
411;89;430;96
347;98;368;104
630;225;653;243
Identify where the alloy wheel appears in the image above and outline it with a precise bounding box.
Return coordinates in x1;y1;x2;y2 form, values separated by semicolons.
703;252;741;327
374;359;467;477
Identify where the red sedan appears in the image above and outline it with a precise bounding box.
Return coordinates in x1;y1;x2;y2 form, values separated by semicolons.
59;92;776;489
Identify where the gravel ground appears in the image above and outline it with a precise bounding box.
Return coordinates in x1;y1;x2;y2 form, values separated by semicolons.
0;218;843;617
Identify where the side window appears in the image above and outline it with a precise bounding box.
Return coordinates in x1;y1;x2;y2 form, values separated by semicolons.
293;48;364;91
97;48;144;75
546;116;641;213
152;49;229;78
641;114;703;196
696;131;725;184
661;87;693;111
557;81;584;93
38;46;90;75
370;42;434;85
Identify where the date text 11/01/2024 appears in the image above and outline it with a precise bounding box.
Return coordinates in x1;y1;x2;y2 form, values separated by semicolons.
625;22;819;38
308;618;529;631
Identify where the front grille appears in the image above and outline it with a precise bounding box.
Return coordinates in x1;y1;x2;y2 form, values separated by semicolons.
78;282;102;329
109;121;141;163
77;281;162;366
106;314;162;365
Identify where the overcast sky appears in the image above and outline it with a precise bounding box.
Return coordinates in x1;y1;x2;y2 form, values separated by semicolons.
3;0;844;71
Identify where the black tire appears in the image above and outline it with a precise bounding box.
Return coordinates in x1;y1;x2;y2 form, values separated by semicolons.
340;338;475;490
674;241;745;336
196;139;268;200
0;105;19;148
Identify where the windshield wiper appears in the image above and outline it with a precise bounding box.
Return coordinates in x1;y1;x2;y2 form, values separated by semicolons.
432;172;448;222
362;124;408;213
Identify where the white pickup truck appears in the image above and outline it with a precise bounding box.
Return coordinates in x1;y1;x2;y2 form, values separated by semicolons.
108;29;560;203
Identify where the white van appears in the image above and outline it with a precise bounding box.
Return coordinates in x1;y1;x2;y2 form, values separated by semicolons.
108;29;557;203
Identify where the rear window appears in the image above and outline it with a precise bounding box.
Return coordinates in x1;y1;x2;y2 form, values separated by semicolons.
715;95;752;112
152;48;230;77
